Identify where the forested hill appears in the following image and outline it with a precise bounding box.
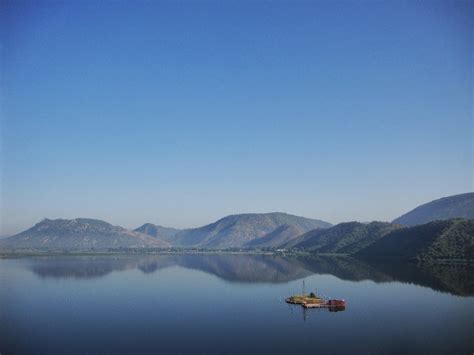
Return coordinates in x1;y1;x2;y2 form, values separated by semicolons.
358;219;474;262
282;221;401;254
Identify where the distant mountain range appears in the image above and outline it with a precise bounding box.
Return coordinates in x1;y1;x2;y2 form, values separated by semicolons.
169;212;331;249
392;192;474;226
0;213;330;252
0;218;169;251
0;193;472;262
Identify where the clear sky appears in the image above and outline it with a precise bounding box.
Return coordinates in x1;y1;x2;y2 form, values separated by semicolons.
1;0;472;235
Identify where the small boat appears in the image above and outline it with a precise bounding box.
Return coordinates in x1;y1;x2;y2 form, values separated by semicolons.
285;282;346;311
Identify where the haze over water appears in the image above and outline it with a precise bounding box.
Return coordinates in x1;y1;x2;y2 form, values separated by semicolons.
1;255;472;354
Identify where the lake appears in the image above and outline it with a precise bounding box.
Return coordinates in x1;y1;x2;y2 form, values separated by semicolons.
0;254;472;354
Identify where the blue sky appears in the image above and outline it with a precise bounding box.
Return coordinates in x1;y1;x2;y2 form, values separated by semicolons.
1;0;472;235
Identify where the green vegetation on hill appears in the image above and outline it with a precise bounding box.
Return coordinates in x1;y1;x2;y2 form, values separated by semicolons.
282;221;401;254
393;192;474;226
358;219;474;262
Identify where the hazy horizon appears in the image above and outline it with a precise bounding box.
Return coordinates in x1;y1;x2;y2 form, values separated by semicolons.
1;0;472;235
2;191;473;236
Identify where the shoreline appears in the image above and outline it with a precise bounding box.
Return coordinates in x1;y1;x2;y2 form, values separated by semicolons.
0;249;280;258
0;250;472;265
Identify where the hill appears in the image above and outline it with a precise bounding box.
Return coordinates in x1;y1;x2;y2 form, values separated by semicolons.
134;223;181;242
282;221;401;254
358;219;474;262
393;192;474;226
0;218;170;251
172;212;331;249
244;224;306;249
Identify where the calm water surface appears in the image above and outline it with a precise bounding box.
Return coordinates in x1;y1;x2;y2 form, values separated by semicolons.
0;255;472;354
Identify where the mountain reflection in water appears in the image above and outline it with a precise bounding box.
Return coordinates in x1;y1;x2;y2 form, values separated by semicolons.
25;254;473;296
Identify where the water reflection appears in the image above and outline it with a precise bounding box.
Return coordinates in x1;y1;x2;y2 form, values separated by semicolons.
25;254;473;296
28;255;312;283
